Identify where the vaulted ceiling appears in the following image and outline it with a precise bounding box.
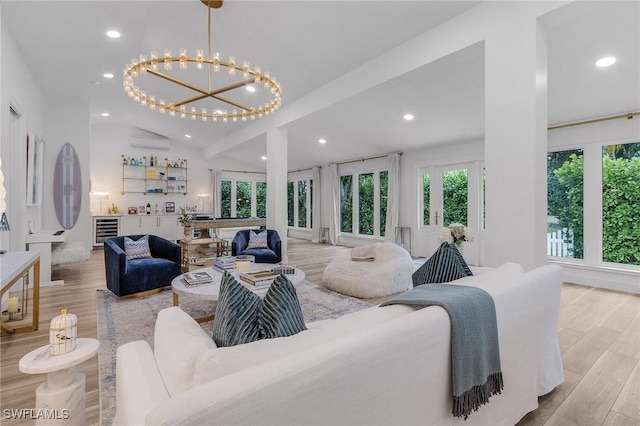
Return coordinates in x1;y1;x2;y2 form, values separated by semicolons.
2;1;638;170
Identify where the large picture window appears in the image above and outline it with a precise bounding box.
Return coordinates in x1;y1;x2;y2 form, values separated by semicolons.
256;182;267;218
235;181;251;218
220;177;265;219
547;149;584;259
341;170;388;238
298;181;308;228
287;178;313;230
221;180;231;217
602;142;640;266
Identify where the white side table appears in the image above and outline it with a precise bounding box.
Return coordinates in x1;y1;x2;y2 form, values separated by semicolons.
19;338;99;425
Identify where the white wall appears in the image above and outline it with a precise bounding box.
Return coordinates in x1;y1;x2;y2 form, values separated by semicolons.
1;9;47;252
90;124;215;218
45;107;91;251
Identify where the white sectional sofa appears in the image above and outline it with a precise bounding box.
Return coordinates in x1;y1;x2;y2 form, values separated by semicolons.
114;263;564;425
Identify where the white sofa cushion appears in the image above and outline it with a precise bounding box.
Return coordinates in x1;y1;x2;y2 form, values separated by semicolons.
453;262;524;287
114;340;170;426
192;304;415;387
154;306;217;396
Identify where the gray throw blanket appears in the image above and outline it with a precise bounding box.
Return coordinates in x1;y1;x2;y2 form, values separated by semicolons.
380;284;504;419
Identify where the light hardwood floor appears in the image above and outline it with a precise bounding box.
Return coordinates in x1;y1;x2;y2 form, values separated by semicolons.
1;239;638;425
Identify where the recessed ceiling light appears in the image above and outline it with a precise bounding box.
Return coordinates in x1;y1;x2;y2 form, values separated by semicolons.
596;56;616;67
318;138;327;144
184;134;191;139
101;112;110;117
261;155;267;161
106;30;121;39
246;85;256;93
215;110;224;114
103;73;114;79
404;114;414;121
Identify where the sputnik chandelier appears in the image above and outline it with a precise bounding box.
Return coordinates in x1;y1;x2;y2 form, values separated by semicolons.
123;0;282;123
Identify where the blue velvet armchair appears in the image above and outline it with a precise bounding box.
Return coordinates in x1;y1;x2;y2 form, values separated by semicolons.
104;234;181;297
231;229;282;263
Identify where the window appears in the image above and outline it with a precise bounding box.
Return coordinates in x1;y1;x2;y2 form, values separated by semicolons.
287;178;313;229
221;180;231;217
256;182;267;218
547;149;584;259
235;181;251;218
422;172;430;226
341;170;388;237
287;181;294;227
602;142;640;265
379;170;388;237
298;181;307;228
220;178;265;218
442;169;468;226
340;175;353;233
310;179;314;228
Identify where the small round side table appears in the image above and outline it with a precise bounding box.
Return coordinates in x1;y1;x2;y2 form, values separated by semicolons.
19;338;99;426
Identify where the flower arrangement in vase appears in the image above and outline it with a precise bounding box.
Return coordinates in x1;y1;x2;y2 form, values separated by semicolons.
438;223;474;252
178;207;196;241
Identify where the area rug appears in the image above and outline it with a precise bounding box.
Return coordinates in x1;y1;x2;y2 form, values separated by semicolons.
96;281;373;425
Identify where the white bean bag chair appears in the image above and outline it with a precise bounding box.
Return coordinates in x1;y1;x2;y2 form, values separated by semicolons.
321;243;413;298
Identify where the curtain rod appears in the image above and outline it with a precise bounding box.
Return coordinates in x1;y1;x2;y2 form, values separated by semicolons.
220;169;266;175
548;111;639;130
335;151;403;166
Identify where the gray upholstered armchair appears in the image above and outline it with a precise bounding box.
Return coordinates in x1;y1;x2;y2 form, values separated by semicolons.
104;234;181;297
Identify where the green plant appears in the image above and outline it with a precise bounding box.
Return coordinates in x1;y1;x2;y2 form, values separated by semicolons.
178;207;195;226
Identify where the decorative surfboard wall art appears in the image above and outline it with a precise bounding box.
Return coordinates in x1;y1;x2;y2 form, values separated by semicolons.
54;142;82;229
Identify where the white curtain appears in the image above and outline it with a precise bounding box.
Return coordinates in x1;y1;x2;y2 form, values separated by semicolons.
328;163;340;245
209;169;220;217
311;166;321;243
384;153;400;242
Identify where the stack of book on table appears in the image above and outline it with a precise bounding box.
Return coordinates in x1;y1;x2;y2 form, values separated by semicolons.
212;256;236;273
239;270;280;289
181;271;213;286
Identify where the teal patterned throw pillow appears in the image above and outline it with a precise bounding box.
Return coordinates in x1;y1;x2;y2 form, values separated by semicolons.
212;272;307;347
259;274;307;339
212;272;261;347
124;235;152;260
412;242;471;286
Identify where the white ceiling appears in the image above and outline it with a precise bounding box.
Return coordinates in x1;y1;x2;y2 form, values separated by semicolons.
1;1;638;171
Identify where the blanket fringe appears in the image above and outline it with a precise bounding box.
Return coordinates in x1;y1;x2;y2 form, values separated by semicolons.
453;372;504;420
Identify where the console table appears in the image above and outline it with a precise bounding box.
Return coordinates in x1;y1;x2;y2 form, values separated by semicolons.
1;251;40;334
26;230;67;286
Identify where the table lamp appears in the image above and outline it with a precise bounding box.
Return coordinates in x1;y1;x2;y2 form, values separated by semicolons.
94;191;110;214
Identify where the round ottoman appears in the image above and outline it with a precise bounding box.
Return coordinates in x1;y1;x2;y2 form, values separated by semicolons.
321;243;413;298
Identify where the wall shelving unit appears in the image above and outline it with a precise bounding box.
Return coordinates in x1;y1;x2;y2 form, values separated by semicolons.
121;155;188;195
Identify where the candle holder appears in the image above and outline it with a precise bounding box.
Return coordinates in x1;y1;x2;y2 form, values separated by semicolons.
2;308;23;321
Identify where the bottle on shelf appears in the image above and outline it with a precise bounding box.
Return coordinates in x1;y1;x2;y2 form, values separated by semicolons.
146;203;151;215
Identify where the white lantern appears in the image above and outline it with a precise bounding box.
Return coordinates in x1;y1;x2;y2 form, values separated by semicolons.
49;309;77;355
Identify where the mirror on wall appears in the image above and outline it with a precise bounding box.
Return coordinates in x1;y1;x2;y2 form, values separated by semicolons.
26;134;44;206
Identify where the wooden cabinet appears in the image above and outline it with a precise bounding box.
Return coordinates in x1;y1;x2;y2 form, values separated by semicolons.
121;155;188;195
120;215;178;241
93;216;120;247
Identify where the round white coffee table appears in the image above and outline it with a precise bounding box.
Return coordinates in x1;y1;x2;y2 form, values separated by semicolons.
19;338;99;425
171;264;306;322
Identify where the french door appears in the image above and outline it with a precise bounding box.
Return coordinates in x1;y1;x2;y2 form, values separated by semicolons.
418;162;479;259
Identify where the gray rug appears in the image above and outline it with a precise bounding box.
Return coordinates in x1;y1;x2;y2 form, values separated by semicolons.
96;282;373;425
